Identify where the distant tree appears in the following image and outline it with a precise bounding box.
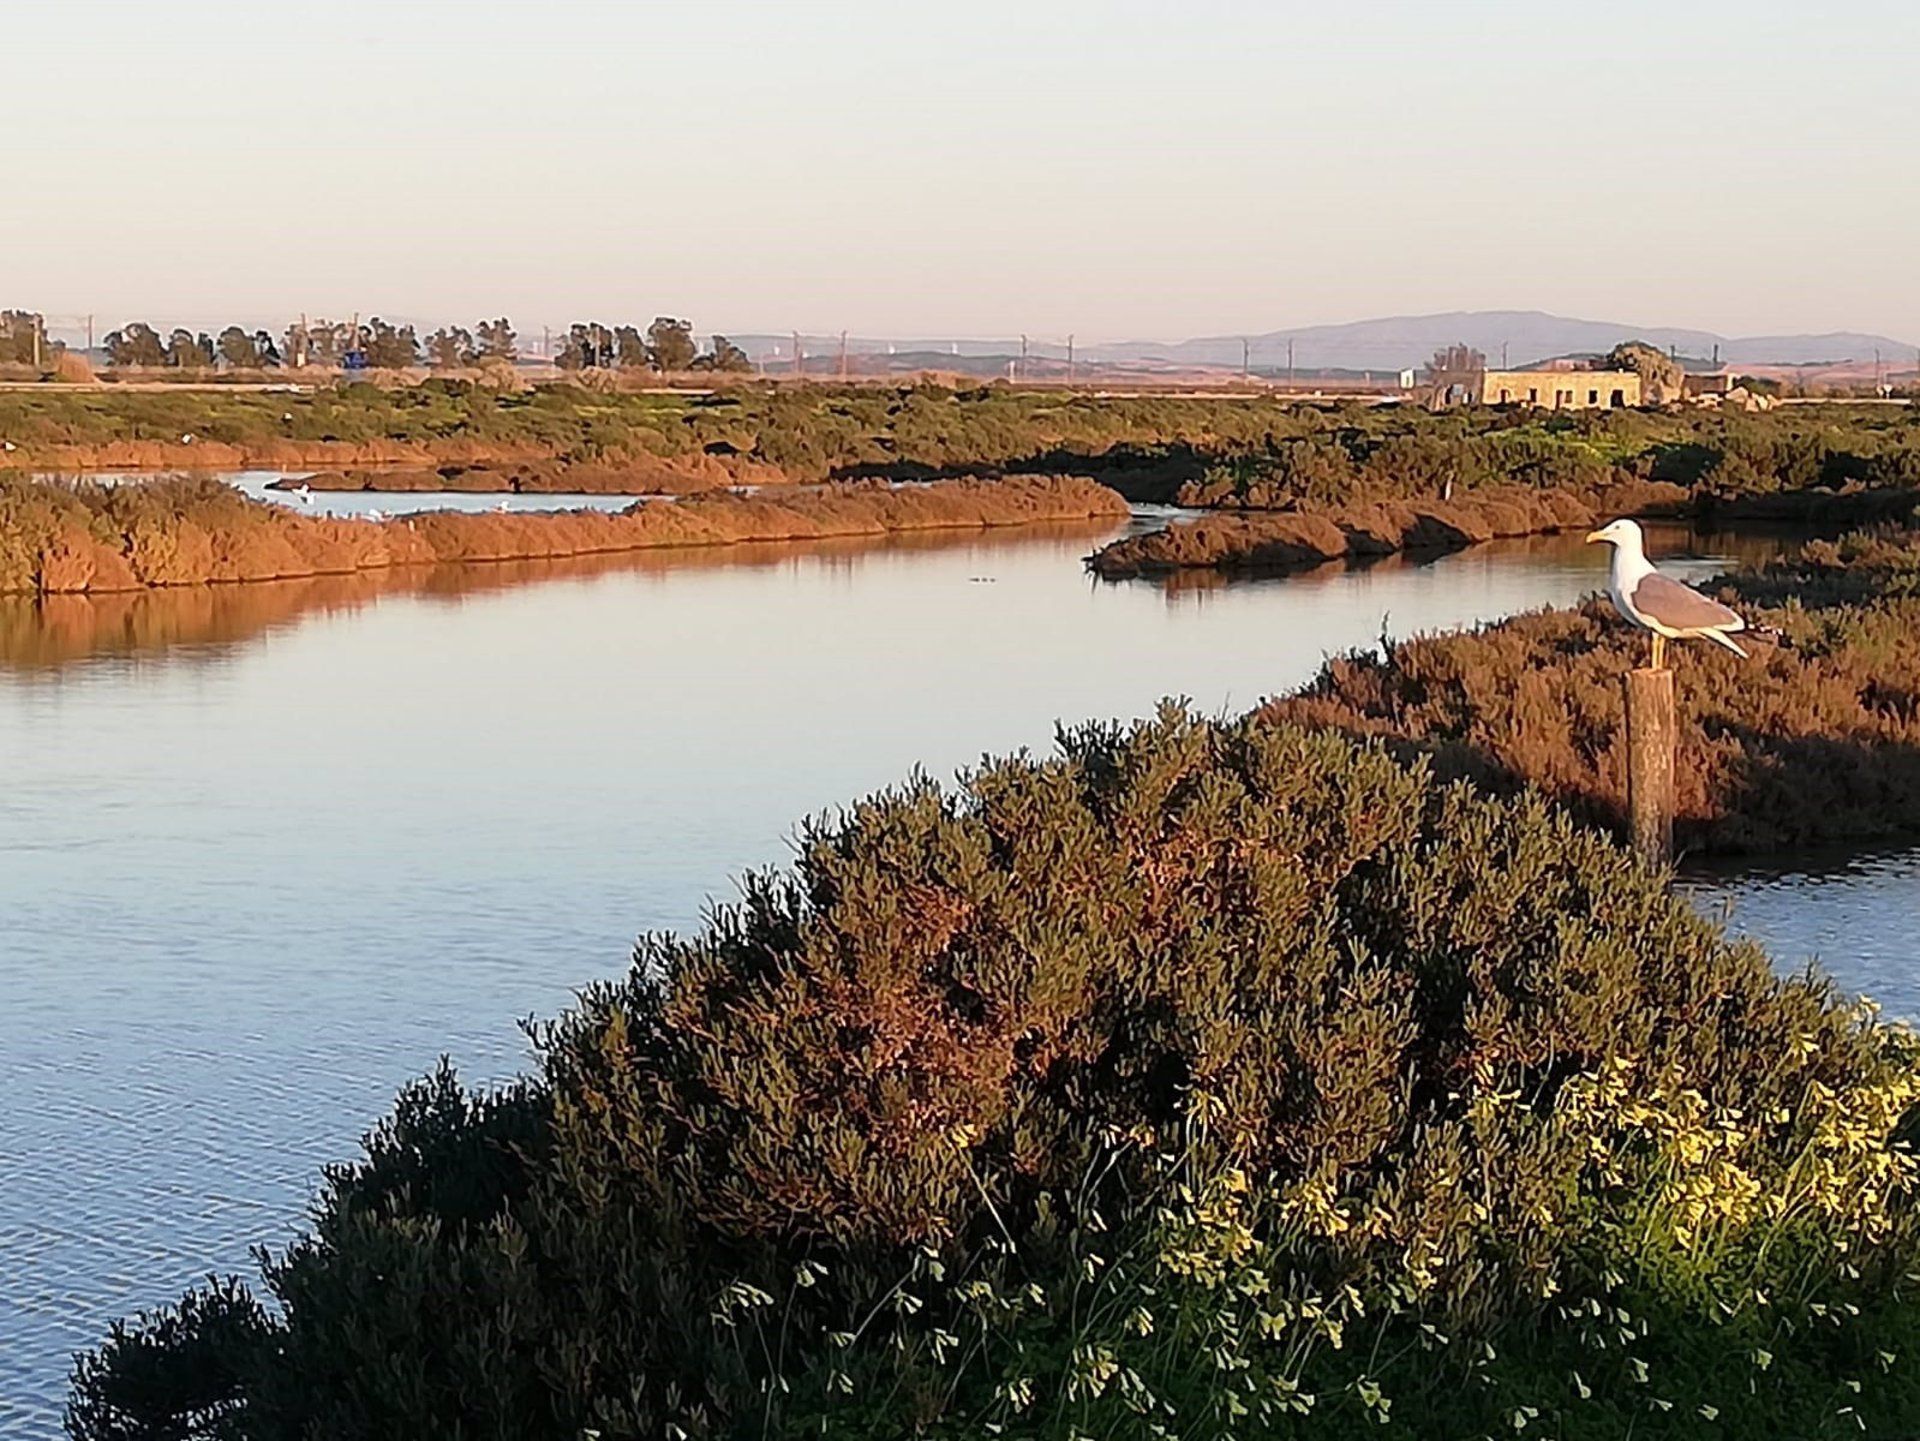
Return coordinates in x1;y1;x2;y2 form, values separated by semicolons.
646;316;696;372
364;317;420;369
253;331;282;367
475;317;516;362
708;335;752;373
614;325;649;369
217;326;261;369
292;319;349;367
556;322;618;370
104;322;168;368
425;326;476;368
1425;343;1487;409
1605;341;1685;405
166;328;211;368
0;310;52;366
1427;344;1487;379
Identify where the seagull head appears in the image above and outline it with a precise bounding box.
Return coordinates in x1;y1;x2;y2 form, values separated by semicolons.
1584;517;1644;551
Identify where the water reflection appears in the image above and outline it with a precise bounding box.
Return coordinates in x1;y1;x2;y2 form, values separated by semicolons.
0;512;1834;1436
0;515;1776;672
0;521;1120;672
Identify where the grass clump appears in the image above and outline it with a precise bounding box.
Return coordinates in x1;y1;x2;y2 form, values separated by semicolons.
67;711;1920;1439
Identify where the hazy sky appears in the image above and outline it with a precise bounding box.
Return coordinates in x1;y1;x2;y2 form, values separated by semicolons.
15;0;1918;341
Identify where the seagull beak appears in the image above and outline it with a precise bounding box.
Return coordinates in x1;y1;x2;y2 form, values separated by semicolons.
1583;529;1605;544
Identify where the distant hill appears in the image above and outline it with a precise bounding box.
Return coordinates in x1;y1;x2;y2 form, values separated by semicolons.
1084;312;1916;372
733;313;1914;376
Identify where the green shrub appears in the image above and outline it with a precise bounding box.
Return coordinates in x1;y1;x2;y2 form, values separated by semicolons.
68;713;1920;1439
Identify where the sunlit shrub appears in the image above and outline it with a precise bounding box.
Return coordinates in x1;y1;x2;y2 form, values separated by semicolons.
68;712;1920;1438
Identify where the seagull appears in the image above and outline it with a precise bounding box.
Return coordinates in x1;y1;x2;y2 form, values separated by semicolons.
296;483;313;505
1585;518;1748;669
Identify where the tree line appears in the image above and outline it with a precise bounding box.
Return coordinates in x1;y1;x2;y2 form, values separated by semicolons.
85;314;750;372
550;317;750;373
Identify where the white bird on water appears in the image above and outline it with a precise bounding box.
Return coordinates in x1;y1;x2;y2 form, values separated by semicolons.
1586;518;1748;669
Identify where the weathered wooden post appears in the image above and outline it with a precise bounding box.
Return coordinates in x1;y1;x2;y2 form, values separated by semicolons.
1624;667;1676;866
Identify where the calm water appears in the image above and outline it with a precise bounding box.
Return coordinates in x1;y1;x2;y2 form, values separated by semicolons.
42;469;650;517
1;516;1912;1434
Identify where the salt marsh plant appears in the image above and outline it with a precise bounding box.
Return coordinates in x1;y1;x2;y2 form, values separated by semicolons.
68;711;1920;1439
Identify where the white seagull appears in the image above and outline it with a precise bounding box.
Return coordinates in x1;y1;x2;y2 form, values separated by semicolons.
1586;518;1748;669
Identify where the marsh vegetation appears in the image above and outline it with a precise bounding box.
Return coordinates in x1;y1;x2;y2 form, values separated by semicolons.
0;474;1125;593
68;709;1920;1439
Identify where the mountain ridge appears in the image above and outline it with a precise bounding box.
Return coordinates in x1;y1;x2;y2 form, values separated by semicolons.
1086;310;1915;370
732;311;1915;372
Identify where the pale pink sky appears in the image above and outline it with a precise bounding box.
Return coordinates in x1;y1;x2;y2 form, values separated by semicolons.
15;0;1918;342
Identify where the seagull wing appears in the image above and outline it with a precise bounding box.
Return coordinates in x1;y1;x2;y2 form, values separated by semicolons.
1631;571;1745;632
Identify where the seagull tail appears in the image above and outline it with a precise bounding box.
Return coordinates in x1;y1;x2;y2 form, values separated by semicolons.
1706;628;1749;659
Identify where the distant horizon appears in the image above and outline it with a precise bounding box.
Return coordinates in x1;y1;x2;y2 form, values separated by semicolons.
31;306;1918;372
19;1;1920;340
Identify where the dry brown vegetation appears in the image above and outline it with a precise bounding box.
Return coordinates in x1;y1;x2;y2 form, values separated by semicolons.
1088;480;1692;577
0;475;1126;594
1257;528;1920;854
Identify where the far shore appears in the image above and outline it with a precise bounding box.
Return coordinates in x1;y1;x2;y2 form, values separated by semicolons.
3;474;1128;595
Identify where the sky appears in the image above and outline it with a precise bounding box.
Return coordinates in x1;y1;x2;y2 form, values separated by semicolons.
12;0;1919;343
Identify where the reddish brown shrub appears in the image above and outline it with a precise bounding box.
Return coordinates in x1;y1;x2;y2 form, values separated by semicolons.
1;475;1127;594
1258;553;1920;854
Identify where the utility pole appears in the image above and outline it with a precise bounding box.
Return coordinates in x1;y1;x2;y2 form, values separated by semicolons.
792;331;803;379
1242;337;1250;382
542;325;551;361
839;330;849;382
1287;338;1295;386
1019;333;1028;383
31;314;42;369
1066;334;1074;385
1502;340;1509;368
86;314;94;353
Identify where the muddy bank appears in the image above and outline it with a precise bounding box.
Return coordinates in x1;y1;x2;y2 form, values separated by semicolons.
1085;483;1687;578
1;474;1127;594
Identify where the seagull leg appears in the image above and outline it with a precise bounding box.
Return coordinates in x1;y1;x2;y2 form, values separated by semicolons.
1652;633;1666;670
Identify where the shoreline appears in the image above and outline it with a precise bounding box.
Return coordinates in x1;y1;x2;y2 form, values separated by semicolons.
3;475;1128;595
1086;482;1919;578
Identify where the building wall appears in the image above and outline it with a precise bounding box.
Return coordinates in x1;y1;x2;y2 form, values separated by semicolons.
1683;371;1737;396
1475;369;1643;408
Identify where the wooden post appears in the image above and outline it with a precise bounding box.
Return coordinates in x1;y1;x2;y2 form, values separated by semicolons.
1624;667;1675;866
